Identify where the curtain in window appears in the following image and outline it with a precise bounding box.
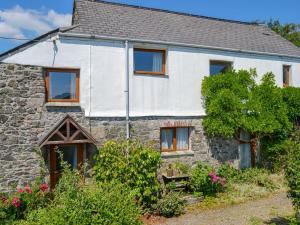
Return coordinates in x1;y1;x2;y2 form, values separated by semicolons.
161;129;173;150
176;128;189;150
152;52;162;72
70;73;76;99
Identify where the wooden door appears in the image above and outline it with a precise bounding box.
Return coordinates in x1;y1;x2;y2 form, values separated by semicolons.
50;144;84;189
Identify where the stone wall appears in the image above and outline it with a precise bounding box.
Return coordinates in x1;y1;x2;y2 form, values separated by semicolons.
0;63;239;192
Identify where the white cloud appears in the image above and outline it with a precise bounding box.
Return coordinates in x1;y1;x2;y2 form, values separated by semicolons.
0;5;72;39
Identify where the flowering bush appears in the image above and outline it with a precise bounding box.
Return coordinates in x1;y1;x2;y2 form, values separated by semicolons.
189;162;226;196
0;180;51;224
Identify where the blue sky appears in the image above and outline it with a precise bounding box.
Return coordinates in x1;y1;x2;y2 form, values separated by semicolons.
0;0;299;54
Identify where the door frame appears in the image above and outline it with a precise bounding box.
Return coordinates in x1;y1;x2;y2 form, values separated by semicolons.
49;143;84;189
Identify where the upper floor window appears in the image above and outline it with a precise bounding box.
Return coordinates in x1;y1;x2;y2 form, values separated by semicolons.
45;69;79;102
283;65;291;87
210;60;232;76
134;48;166;75
161;127;190;152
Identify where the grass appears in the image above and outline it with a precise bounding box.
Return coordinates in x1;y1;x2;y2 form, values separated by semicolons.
188;173;286;211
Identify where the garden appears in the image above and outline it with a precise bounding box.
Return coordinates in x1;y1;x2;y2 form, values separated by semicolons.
1;69;300;224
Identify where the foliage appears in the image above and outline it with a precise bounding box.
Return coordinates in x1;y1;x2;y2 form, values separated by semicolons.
202;69;291;140
154;192;186;218
173;161;191;175
94;140;161;207
217;163;276;190
282;87;300;125
0;179;50;224
20;166;142;225
260;87;300;170
189;162;226;196
267;19;300;47
284;130;300;218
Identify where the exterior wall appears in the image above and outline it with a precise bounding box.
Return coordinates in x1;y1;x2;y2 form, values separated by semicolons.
0;63;239;192
3;37;300;118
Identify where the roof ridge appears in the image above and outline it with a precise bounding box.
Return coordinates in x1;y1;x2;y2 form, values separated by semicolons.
84;0;257;26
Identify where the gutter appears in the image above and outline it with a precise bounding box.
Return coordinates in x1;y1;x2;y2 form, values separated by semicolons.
58;32;300;60
125;40;130;139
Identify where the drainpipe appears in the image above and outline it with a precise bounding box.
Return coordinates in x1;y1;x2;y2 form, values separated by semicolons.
125;40;130;139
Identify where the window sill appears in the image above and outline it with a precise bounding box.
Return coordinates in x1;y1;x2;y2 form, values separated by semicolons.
45;102;81;107
161;150;194;158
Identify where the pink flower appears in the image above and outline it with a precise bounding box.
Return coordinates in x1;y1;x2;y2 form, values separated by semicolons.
25;185;32;194
208;172;220;183
40;183;48;192
12;197;21;208
17;188;24;193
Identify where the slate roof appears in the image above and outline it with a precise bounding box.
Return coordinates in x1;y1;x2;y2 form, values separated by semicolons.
70;0;300;58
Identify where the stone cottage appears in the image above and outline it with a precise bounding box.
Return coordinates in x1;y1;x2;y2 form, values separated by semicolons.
1;0;300;191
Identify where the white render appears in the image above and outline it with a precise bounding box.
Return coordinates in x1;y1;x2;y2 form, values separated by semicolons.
3;36;300;117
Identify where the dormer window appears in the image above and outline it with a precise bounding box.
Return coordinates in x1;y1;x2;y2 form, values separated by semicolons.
45;69;80;102
134;48;166;75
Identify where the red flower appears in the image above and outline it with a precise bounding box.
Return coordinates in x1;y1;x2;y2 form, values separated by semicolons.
1;195;8;205
17;188;24;193
25;185;32;194
40;183;48;192
12;197;21;208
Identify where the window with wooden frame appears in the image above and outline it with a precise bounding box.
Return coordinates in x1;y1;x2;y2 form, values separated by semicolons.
161;127;190;152
283;65;291;87
134;48;166;75
210;60;232;76
45;68;80;102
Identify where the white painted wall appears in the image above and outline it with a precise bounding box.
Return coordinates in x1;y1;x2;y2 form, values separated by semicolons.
3;36;300;117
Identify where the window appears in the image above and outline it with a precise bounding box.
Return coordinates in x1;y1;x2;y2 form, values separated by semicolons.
45;69;79;102
210;60;232;76
283;65;291;87
161;127;190;151
134;48;166;75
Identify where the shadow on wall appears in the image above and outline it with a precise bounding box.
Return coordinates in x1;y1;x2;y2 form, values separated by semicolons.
207;136;240;166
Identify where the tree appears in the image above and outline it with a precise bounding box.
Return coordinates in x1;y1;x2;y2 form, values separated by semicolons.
201;69;292;166
267;20;300;47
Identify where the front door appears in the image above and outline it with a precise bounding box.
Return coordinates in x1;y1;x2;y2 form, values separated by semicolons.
50;144;84;189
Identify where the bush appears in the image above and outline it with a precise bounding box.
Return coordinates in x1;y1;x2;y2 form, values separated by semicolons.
20;166;142;225
155;192;185;217
94;140;161;207
218;163;276;190
189;162;226;196
284;133;300;218
0;179;51;224
217;163;240;181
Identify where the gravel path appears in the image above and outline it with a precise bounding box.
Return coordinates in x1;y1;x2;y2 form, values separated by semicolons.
159;192;293;225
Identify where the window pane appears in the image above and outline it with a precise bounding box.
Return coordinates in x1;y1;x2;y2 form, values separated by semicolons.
283;65;291;86
161;129;173;150
176;128;189;150
49;72;77;99
134;50;163;72
210;61;232;76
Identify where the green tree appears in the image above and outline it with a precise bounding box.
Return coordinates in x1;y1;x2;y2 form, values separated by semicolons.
201;69;292;166
267;20;300;47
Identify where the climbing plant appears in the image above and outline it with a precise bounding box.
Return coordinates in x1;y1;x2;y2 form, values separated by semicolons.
201;69;292;166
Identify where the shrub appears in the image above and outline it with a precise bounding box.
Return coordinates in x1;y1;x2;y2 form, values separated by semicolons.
189;162;226;196
155;192;186;217
284;134;300;218
94;140;161;207
217;163;240;181
237;168;276;190
0;179;51;224
20;166;142;225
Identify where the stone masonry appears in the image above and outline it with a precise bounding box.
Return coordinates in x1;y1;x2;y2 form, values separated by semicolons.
0;63;239;192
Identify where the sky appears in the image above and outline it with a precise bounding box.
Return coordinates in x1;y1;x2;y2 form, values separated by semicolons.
0;0;299;54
